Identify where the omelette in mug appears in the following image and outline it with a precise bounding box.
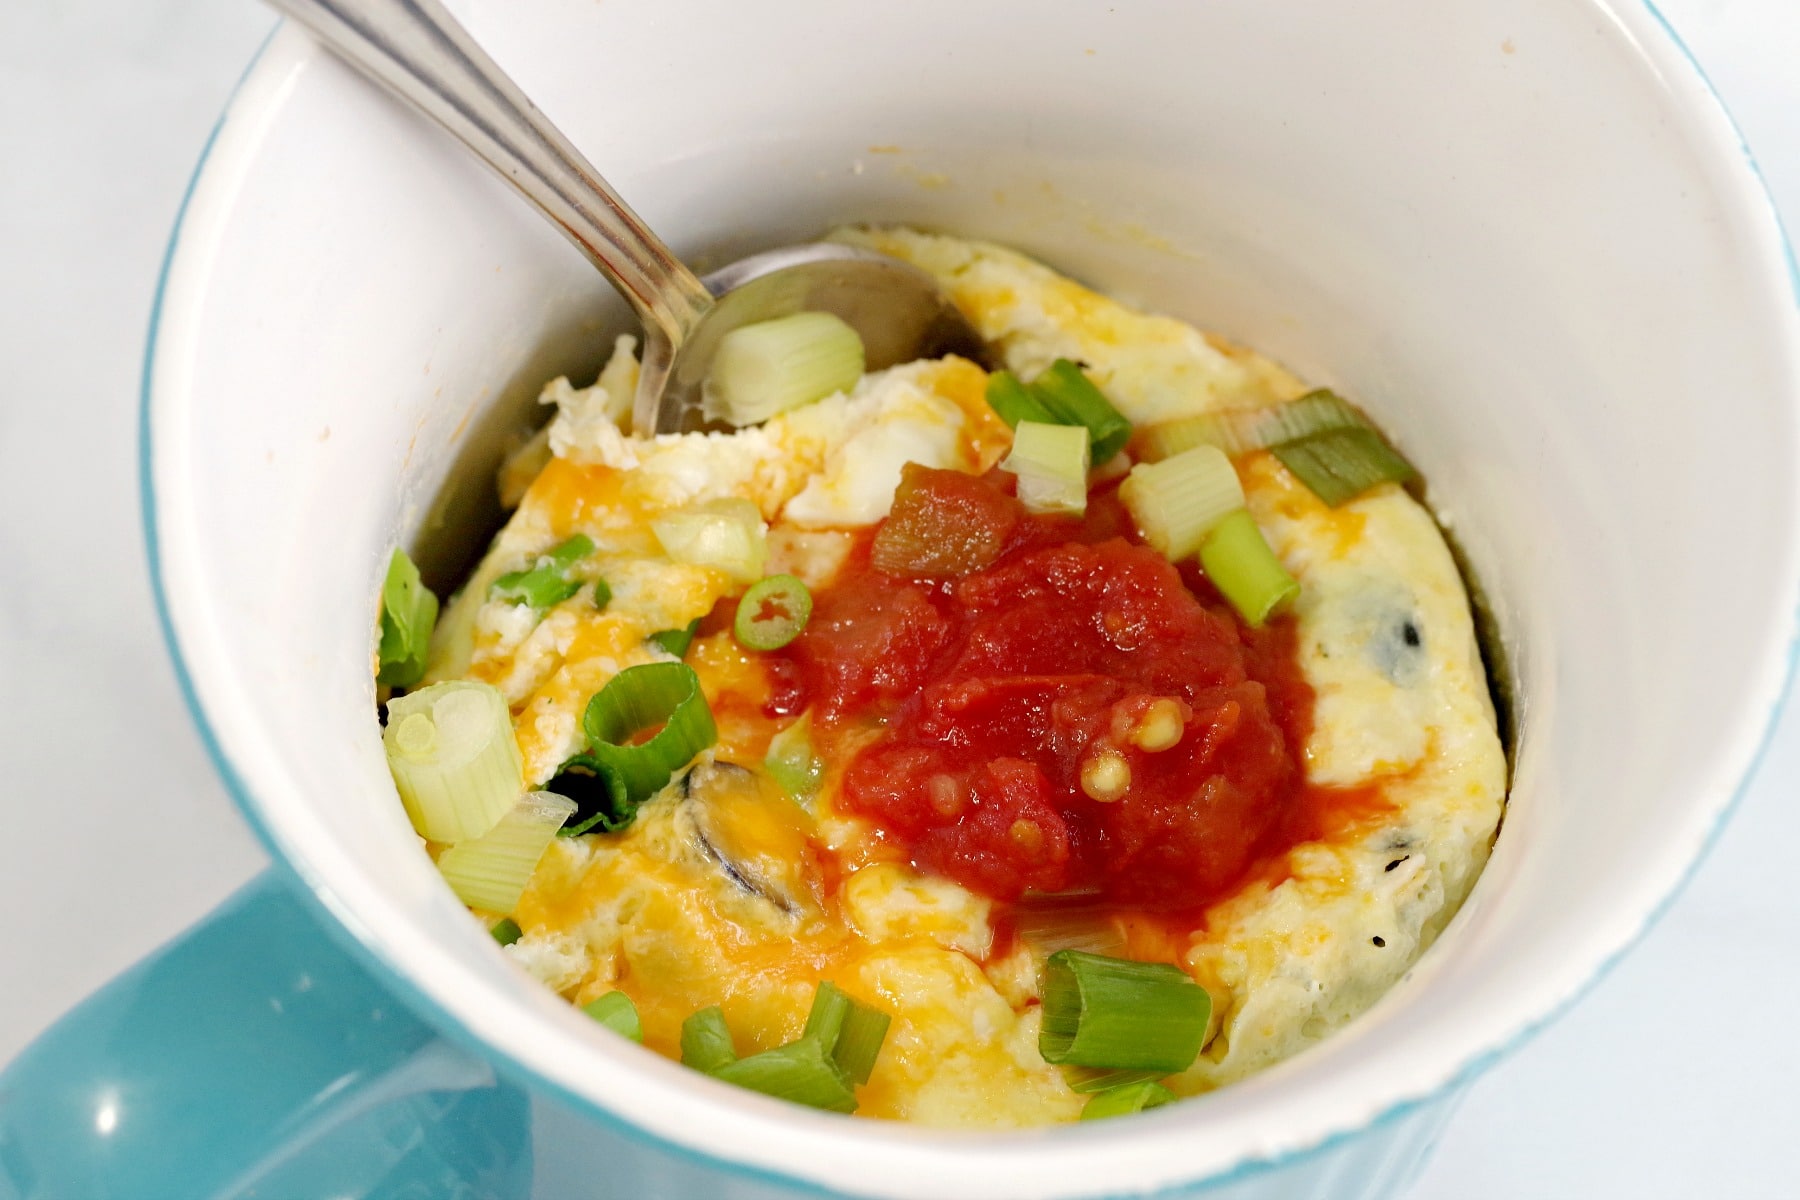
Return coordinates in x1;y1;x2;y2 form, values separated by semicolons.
373;228;1506;1126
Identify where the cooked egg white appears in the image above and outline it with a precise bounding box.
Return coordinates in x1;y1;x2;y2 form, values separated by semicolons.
418;228;1506;1124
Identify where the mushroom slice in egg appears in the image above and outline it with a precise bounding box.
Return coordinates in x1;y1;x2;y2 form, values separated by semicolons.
675;760;822;919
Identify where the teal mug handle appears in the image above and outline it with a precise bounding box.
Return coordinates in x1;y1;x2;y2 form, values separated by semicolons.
0;871;1478;1200
0;870;531;1200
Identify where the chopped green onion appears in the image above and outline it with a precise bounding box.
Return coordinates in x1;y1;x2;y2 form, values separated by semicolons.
985;370;1056;427
987;363;1130;469
1062;1066;1166;1095
377;547;438;688
649;618;701;659
1001;420;1091;516
545;534;595;569
681;1006;738;1073
1137;389;1418;507
712;1035;858;1114
1080;1079;1177;1121
490;534;596;610
1037;950;1210;1073
580;663;715;799
1011;895;1128;959
1030;360;1132;463
1271;427;1417;507
490;917;522;946
1138;390;1365;461
1199;510;1300;627
383;680;523;843
733;574;813;651
827;1002;890;1087
684;985;888;1110
764;712;824;805
493;568;580;610
803;981;855;1048
435;790;575;913
802;981;891;1083
583;991;643;1043
652;499;768;585
703;311;865;427
1119;444;1245;562
551;663;717;836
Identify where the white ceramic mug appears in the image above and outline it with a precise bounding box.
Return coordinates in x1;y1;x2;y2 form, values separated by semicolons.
6;2;1797;1198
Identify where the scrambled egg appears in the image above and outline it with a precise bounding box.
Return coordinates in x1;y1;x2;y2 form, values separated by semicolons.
421;228;1506;1124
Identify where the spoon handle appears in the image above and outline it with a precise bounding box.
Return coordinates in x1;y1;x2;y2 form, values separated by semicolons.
269;0;713;348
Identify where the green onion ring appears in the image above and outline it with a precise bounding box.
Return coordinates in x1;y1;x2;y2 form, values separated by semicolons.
1038;950;1211;1073
551;662;716;836
733;574;813;651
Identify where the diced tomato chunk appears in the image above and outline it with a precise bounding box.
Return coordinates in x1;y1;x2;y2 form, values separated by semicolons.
869;464;1020;577
786;581;949;722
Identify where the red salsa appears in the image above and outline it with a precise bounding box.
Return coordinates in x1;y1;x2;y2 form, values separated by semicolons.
779;466;1324;912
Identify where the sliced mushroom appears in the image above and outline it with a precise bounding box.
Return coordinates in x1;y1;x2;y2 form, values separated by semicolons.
675;759;821;919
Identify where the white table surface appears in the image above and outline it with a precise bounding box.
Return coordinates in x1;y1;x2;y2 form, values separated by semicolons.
3;2;1796;1196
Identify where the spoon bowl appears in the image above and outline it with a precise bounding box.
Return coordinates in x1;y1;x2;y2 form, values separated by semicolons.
643;242;987;434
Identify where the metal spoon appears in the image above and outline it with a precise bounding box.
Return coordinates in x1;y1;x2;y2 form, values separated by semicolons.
270;0;983;435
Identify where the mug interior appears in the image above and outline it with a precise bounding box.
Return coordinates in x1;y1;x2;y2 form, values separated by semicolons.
147;1;1800;1196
